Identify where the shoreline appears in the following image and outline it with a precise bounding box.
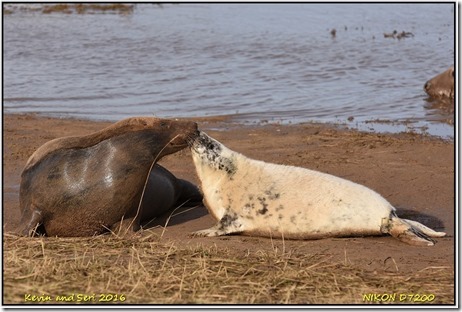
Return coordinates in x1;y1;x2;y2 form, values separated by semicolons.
3;111;455;141
3;113;454;275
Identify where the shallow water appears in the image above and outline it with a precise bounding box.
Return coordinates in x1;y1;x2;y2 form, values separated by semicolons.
3;4;455;138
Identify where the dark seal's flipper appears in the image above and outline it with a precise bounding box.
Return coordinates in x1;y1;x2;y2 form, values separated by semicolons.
18;207;43;236
109;216;142;236
139;164;203;227
175;179;203;206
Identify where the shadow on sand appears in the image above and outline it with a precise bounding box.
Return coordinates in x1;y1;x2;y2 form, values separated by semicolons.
142;203;208;230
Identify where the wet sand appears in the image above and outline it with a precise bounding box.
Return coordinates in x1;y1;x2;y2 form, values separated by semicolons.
3;113;454;274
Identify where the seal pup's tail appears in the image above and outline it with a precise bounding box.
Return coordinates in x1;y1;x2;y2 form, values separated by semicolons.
381;213;446;246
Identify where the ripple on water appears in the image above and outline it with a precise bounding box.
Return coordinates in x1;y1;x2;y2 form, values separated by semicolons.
3;3;455;139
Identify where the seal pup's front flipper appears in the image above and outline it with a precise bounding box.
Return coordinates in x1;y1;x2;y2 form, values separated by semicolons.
381;215;444;246
190;212;244;237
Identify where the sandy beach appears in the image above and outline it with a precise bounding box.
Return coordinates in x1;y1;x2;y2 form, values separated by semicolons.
3;113;454;276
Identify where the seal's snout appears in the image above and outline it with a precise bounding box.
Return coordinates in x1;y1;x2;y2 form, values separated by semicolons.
424;81;430;92
186;130;200;147
162;120;198;148
188;131;215;153
187;121;198;132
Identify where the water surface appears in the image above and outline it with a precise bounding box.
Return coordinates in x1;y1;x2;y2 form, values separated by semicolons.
3;4;455;138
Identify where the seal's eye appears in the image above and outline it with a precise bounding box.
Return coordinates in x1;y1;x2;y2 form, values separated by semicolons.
160;121;168;128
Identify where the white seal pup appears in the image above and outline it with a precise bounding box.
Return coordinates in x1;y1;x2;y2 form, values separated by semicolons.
188;132;446;246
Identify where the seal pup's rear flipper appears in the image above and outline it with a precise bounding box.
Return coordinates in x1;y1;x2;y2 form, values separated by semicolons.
401;219;446;238
190;212;244;237
381;216;444;246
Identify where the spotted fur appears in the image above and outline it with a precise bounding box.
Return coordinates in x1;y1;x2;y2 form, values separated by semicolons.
189;133;237;176
189;132;446;246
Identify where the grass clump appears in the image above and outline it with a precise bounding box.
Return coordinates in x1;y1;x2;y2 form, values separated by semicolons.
3;232;454;305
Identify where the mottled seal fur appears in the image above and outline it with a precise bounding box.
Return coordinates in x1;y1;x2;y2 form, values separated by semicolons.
19;117;199;237
188;132;446;246
424;66;454;99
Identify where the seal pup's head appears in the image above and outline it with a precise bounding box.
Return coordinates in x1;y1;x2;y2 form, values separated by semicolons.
188;131;237;177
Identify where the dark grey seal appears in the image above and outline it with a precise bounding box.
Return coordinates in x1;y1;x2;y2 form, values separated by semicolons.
19;117;199;237
139;164;202;228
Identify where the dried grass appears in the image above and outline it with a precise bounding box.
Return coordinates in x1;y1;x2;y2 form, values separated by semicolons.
3;232;454;305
